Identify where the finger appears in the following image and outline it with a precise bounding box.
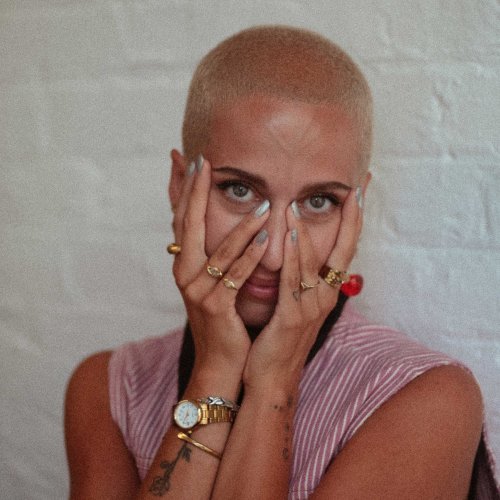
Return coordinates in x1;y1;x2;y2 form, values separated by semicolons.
172;158;196;241
210;229;270;304
178;155;211;274
287;203;320;299
276;224;301;308
207;200;270;272
326;186;361;271
319;187;361;300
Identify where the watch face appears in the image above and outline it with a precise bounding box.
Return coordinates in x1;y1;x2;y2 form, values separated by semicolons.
173;400;200;429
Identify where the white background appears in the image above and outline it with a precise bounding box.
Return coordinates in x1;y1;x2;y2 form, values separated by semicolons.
1;1;499;497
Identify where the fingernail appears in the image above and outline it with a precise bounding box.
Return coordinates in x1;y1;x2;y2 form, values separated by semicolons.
291;228;298;243
254;199;270;217
195;154;204;172
186;161;195;176
355;186;363;209
291;200;300;219
255;229;268;245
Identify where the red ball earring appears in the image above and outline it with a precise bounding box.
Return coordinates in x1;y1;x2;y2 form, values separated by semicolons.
341;274;363;296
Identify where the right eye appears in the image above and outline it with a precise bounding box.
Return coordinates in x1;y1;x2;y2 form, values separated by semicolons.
217;181;255;204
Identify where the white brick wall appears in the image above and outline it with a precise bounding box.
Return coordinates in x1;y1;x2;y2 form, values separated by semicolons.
1;1;498;497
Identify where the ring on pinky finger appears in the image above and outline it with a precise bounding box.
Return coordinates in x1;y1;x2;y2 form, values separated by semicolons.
319;265;350;288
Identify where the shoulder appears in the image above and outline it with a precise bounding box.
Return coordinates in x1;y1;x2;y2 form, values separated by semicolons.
108;329;184;407
327;304;454;374
65;350;112;416
65;350;120;453
378;363;483;438
65;350;141;499
311;364;483;499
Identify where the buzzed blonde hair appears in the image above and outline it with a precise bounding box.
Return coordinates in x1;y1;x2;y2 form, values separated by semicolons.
182;25;373;171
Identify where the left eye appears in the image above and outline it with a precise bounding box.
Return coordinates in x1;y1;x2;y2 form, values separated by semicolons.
303;195;334;213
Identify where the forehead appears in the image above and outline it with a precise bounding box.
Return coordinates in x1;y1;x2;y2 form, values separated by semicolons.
206;95;362;187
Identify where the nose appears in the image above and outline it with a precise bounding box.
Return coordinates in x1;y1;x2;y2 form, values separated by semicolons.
259;203;288;272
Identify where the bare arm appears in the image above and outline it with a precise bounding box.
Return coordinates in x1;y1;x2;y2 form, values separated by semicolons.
65;350;242;500
65;351;140;500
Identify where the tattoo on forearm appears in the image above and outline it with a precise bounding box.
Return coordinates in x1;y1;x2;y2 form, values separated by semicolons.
283;420;291;460
149;443;192;496
273;395;294;462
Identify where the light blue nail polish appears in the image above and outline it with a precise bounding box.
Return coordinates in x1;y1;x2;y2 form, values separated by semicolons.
255;229;268;245
195;154;204;172
254;199;270;218
186;161;195;176
291;228;298;243
291;200;300;219
355;186;363;209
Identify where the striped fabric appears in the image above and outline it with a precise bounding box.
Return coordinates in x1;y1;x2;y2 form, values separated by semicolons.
109;303;499;498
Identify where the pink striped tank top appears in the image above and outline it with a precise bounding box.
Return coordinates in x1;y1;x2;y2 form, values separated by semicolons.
109;303;499;499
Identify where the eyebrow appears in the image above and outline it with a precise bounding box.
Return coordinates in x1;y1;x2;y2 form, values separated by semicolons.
212;166;352;192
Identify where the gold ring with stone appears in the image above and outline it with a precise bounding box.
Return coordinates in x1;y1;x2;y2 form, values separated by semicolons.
300;279;320;291
166;243;181;255
319;265;350;288
206;263;223;279
222;278;238;290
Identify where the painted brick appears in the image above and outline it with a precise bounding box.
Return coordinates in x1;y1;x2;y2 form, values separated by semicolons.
364;159;500;249
45;78;188;157
0;4;125;83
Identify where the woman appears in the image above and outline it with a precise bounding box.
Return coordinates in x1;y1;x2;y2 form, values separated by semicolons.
65;26;499;499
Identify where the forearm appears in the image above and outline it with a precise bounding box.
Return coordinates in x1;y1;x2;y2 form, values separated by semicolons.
136;366;242;499
212;380;300;500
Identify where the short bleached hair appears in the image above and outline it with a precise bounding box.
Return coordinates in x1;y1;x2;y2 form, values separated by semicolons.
182;25;373;171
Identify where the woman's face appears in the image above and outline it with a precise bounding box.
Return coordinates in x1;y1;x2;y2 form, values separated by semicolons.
202;95;368;327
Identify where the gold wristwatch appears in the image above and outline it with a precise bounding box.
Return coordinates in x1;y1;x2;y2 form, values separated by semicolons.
173;396;239;431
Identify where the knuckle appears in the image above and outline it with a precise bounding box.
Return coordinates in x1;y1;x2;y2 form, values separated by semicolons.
183;282;200;303
216;242;233;262
303;254;317;271
172;265;186;288
287;274;300;290
200;295;221;316
182;211;196;232
304;303;320;323
228;263;245;281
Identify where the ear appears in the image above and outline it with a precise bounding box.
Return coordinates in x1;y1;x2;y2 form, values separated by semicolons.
168;149;187;210
361;170;372;196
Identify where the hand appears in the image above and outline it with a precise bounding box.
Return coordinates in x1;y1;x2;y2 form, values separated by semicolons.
242;187;363;391
171;156;271;374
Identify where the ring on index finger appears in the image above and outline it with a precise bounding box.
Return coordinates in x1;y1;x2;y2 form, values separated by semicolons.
319;265;350;288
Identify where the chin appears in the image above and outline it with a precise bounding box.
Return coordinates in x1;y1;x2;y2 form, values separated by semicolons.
236;296;276;328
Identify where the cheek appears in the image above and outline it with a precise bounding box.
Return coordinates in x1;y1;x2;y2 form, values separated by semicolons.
204;193;245;257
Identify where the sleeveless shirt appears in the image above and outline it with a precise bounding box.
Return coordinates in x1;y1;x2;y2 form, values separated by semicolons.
108;303;499;499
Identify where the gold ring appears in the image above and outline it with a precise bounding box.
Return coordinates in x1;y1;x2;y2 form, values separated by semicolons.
166;243;181;255
206;263;223;279
222;278;238;290
319;265;349;288
300;279;320;291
